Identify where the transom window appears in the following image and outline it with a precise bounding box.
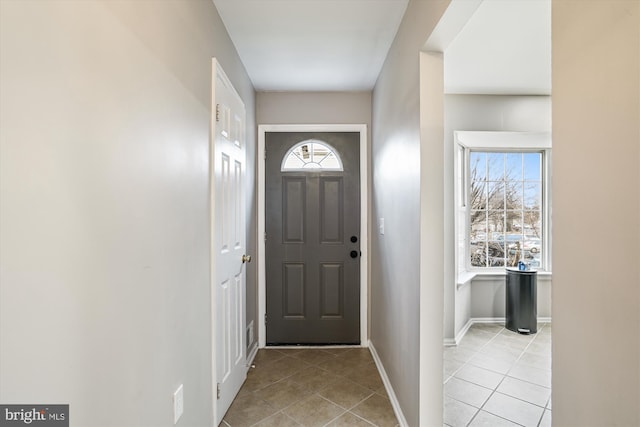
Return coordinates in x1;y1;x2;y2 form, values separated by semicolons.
281;140;343;171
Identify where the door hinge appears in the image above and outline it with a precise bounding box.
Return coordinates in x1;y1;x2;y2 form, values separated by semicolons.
215;104;220;122
264;313;267;325
264;232;267;242
264;149;267;160
217;382;221;400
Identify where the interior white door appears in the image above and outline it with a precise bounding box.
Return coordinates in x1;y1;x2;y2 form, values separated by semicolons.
211;59;247;425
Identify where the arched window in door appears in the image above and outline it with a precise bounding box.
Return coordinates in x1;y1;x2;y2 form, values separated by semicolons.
280;140;344;171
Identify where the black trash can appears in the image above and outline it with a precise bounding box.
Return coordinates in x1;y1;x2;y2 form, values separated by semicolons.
505;268;537;334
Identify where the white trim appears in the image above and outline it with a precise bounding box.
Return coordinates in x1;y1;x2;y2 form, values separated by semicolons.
457;270;553;289
456;271;475;290
264;344;365;350
449;317;553;345
257;124;368;347
443;338;457;347
246;343;259;368
210;57;218;427
473;316;552;324
280;140;344;172
454;318;474;345
472;317;507;324
454;131;553;276
369;342;409;427
454;131;552;150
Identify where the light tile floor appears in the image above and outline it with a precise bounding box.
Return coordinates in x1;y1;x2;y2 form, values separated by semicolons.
443;323;552;427
222;347;399;427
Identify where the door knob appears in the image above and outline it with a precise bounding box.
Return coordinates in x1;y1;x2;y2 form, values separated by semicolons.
242;254;252;263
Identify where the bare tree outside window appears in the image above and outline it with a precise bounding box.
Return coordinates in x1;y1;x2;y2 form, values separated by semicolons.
469;152;542;268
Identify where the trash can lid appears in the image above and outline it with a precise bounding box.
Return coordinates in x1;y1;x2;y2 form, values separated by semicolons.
506;267;537;274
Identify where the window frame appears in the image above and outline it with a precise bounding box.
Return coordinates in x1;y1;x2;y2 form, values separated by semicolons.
454;131;552;275
280;139;344;172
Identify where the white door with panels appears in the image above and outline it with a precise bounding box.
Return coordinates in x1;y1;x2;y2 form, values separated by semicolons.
211;59;248;425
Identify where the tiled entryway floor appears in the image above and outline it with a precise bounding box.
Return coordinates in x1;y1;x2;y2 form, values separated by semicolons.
443;322;552;427
222;347;399;427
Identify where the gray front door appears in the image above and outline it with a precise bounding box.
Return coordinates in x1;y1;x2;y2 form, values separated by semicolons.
265;132;360;345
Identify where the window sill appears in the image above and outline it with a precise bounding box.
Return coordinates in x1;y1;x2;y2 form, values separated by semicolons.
457;269;552;290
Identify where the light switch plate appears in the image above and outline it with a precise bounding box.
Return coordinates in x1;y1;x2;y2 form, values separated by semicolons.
173;384;184;424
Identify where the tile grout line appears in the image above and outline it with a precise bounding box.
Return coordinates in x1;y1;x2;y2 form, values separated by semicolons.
232;348;398;426
236;357;327;426
442;325;506;426
478;326;544;417
463;323;551;426
445;325;507;383
343;410;378;426
445;325;529;425
503;326;552;391
464;326;512;426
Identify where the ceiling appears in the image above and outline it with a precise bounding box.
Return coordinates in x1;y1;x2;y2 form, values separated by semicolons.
445;0;551;95
213;0;409;91
213;0;551;94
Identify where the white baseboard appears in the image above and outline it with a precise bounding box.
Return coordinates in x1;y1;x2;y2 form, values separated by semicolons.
446;317;552;345
368;341;409;427
471;317;505;324
246;343;259;368
443;338;457;347
454;318;474;345
470;316;551;324
261;344;364;349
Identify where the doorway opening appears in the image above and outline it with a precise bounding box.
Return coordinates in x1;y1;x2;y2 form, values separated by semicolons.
420;0;553;425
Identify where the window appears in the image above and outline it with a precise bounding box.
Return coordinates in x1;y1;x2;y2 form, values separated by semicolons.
455;132;551;272
281;140;343;171
469;151;542;268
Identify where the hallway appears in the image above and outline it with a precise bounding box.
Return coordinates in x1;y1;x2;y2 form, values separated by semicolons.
1;2;639;426
222;348;398;426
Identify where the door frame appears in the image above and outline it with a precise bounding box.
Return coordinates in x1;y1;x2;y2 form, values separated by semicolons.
257;124;368;348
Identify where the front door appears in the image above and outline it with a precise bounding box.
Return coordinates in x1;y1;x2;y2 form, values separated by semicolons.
212;60;247;425
265;132;360;345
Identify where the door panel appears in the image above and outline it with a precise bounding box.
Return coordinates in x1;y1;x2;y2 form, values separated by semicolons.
320;263;343;318
265;132;360;345
283;263;305;318
213;62;246;425
283;177;306;243
320;177;344;243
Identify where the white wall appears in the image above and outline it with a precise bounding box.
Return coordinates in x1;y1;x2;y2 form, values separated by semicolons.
469;276;551;320
443;95;552;339
552;1;640;424
0;2;255;426
371;1;450;425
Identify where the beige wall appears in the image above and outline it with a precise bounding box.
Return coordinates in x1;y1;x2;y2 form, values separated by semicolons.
0;1;255;425
257;91;371;126
552;1;639;424
371;1;450;425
